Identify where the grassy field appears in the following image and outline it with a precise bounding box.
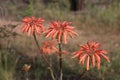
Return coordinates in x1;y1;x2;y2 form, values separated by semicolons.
0;0;120;80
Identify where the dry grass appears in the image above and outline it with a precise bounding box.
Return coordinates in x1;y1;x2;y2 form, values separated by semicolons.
0;1;120;79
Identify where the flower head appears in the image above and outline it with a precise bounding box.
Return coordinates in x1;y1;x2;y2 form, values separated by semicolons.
22;64;31;72
40;40;58;54
72;41;110;70
44;21;78;44
21;17;44;36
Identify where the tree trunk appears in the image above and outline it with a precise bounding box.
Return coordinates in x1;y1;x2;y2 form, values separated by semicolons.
70;0;85;11
77;0;84;10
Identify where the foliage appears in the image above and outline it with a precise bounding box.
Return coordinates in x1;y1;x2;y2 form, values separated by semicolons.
0;48;19;80
0;0;120;80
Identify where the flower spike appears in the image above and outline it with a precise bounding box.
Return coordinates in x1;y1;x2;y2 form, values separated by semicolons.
44;21;78;44
21;17;44;36
72;41;110;70
40;40;58;54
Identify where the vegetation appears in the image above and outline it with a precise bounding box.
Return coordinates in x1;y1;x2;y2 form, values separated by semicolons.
0;0;120;80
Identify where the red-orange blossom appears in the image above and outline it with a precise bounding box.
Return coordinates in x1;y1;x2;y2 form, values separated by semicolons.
41;40;58;54
21;17;44;36
44;21;78;44
72;41;110;70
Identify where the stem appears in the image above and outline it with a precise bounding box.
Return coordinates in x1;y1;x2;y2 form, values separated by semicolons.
79;69;87;79
33;33;56;80
58;43;63;80
26;72;29;80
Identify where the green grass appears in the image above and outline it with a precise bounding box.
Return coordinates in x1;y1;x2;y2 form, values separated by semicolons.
0;49;19;80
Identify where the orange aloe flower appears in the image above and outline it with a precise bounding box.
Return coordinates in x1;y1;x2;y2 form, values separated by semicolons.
72;41;110;70
44;21;78;44
40;40;58;54
21;17;44;36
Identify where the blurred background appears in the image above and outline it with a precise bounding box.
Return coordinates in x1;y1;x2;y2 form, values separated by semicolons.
0;0;120;80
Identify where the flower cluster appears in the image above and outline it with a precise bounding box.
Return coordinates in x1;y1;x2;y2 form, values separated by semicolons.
40;40;58;54
72;41;110;70
44;21;78;44
21;17;44;36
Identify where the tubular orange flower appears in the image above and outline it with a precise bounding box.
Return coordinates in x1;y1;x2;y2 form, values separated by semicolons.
40;40;58;54
21;17;44;36
72;41;110;70
44;21;78;44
